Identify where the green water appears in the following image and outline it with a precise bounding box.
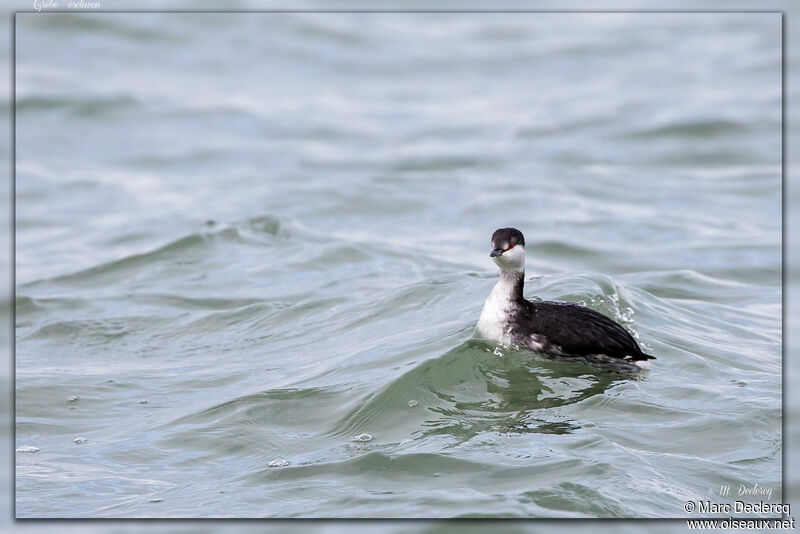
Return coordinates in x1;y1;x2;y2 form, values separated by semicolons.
15;12;781;517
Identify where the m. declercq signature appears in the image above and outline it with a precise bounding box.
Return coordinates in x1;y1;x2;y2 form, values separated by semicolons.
34;0;101;12
719;482;772;500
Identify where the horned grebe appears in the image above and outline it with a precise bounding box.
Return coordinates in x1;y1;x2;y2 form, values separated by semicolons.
476;227;655;363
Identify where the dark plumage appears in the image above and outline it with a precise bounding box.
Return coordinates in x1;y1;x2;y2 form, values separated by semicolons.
505;272;654;361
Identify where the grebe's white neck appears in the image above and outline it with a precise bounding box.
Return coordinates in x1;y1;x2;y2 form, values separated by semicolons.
494;269;525;298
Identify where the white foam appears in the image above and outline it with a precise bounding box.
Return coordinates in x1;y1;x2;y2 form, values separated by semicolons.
352;433;373;442
267;458;289;467
16;446;39;453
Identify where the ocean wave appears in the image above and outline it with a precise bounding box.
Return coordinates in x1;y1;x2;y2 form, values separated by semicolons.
20;215;283;289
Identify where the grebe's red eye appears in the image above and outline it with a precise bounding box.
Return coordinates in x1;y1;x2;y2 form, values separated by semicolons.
507;243;515;250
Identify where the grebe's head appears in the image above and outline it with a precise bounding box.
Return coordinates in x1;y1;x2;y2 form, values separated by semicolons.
489;227;525;273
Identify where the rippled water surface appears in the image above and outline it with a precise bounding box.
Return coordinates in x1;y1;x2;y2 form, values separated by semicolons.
15;12;781;517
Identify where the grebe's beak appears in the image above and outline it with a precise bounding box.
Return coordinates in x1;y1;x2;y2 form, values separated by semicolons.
489;248;504;257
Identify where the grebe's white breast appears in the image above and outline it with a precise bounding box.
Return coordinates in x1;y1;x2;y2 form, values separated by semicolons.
475;274;517;345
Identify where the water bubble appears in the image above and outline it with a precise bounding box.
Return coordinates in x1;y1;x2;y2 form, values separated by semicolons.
16;446;39;453
73;437;88;444
139;400;148;404
149;498;163;503
408;399;418;408
268;458;289;467
493;347;504;357
352;433;373;442
68;396;79;402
